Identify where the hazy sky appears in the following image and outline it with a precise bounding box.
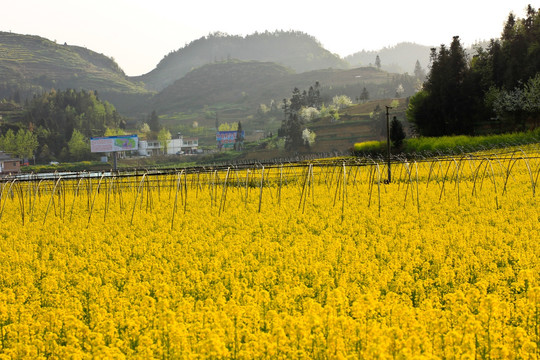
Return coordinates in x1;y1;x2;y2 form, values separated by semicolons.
3;0;535;76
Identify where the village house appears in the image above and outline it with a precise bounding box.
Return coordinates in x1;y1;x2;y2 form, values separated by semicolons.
138;133;198;156
0;151;22;174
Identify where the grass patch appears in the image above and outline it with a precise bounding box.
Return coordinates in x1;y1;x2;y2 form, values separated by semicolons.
353;140;386;153
353;128;540;155
21;161;111;173
404;128;540;153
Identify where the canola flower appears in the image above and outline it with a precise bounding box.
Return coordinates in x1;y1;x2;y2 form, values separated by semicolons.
0;149;539;359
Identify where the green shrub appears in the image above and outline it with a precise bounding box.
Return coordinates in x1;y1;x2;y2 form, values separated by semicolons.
353;140;386;153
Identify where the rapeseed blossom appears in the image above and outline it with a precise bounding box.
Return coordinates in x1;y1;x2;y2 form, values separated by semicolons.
0;149;538;359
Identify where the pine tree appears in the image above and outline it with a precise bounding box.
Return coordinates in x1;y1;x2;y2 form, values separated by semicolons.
284;113;303;152
283;88;305;151
149;110;160;132
234;121;244;151
417;36;471;135
306;82;321;109
390;116;405;149
360;87;369;102
501;12;516;41
413;60;425;80
289;87;304;113
278;98;289;137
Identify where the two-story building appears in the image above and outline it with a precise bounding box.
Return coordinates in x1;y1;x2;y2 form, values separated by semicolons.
138;134;198;156
181;137;199;154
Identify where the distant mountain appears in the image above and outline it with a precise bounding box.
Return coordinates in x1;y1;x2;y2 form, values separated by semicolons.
134;31;350;91
0;31;151;112
0;30;418;124
345;42;432;74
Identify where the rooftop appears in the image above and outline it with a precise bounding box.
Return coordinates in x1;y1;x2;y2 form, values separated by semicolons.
0;151;21;161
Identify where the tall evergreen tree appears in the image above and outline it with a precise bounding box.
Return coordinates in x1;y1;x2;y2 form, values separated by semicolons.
390;116;405;149
360;87;369;102
409;6;540;135
281;88;305;151
501;12;517;41
278;98;289;137
289;87;304;113
149;110;160;132
279;83;322;150
306;81;322;109
284;113;303;152
234;121;244;151
413;60;426;80
411;36;472;135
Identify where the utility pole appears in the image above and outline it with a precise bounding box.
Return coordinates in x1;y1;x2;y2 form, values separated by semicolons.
385;105;392;183
113;151;117;172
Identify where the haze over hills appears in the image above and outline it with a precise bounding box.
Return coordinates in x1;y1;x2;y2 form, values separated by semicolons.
346;42;432;74
153;60;293;112
152;60;407;122
132;31;351;92
0;30;428;123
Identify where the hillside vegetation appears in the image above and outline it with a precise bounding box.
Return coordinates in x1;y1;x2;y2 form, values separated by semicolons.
153;61;417;132
0;31;423;123
133;31;350;91
407;7;540;136
153;60;293;112
0;32;151;112
0;29;423;162
307;99;409;153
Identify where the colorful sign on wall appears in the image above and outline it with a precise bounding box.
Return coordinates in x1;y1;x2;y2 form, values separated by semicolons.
216;131;244;149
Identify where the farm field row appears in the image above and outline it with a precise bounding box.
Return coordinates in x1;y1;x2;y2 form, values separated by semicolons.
0;148;539;359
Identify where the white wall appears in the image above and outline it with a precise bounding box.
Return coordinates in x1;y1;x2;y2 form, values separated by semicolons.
138;138;185;156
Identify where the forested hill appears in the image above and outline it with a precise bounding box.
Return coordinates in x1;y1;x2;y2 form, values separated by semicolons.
0;32;150;101
133;31;350;91
153;60;294;112
151;60;416;128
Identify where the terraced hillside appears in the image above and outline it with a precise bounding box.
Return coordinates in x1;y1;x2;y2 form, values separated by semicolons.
0;32;151;111
307;99;410;153
153;61;413;131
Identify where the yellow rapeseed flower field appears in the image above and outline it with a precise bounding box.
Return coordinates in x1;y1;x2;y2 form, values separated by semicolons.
0;148;538;359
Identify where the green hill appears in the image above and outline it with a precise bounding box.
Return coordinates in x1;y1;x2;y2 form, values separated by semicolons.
134;31;350;91
0;30;418;137
152;60;416;132
153;60;293;112
0;31;152;112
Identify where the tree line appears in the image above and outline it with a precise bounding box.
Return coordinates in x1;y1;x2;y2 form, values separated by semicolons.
407;5;540;136
279;83;321;151
0;89;124;162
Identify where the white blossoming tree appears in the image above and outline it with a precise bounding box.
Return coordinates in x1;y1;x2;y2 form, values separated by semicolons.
302;128;316;147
